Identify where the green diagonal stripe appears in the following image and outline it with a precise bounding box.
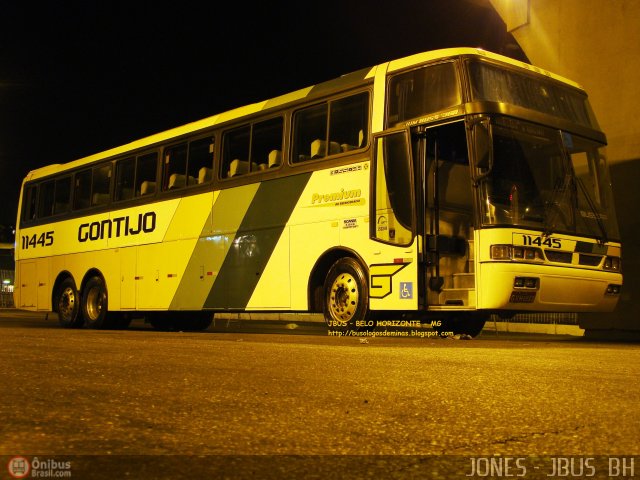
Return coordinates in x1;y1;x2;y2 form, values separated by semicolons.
204;173;311;308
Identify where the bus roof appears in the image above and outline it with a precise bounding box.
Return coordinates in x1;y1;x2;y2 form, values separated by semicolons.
25;47;583;181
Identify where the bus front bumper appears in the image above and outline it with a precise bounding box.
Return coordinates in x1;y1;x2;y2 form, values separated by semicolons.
478;262;622;312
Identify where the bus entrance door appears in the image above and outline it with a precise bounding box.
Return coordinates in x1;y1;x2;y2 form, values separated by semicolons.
418;122;476;309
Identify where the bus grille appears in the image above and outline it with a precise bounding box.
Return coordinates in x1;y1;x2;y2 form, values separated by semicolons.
544;250;572;263
578;254;603;267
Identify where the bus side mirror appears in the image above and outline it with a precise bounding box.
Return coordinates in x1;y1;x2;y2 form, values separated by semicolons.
474;122;492;171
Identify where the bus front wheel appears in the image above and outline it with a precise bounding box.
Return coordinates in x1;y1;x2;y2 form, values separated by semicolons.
323;257;373;332
57;277;83;328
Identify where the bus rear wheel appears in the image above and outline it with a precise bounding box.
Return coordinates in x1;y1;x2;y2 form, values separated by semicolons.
82;276;109;329
57;277;83;328
323;257;373;332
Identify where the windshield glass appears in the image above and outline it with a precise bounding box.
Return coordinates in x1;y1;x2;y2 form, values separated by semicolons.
478;117;619;241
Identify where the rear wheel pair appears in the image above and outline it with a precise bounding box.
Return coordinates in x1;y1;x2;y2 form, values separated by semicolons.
57;276;130;329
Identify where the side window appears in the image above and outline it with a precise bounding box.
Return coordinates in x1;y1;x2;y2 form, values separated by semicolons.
163;143;188;190
136;153;158;196
293;104;327;163
164;137;215;189
22;185;38;222
73;164;112;210
115;153;158;199
91;164;112;206
53;176;72;215
252;117;283;171
222;125;250;178
115;157;135;201
38;180;55;218
188;137;214;184
73;169;92;210
222;118;282;178
293;91;369;163
329;92;369;152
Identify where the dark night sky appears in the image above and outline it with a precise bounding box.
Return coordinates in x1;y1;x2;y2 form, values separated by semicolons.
0;0;524;228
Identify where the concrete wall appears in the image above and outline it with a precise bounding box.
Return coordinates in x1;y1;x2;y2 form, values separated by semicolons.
490;0;640;331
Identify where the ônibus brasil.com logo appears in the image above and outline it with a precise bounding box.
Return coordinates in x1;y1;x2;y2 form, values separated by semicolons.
7;457;29;479
7;456;72;478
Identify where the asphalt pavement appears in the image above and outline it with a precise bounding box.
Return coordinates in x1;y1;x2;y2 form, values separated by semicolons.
1;310;639;479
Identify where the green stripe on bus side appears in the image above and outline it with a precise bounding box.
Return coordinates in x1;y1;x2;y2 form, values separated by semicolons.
168;186;259;310
204;173;312;309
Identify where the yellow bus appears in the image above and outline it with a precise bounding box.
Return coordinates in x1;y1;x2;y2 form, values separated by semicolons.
14;48;622;336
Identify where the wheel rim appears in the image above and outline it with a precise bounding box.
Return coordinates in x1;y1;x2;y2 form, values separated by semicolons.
85;286;103;321
329;272;359;322
59;287;76;320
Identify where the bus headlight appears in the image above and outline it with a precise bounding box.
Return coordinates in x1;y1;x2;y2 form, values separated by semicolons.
513;276;539;289
606;284;621;295
603;256;621;271
490;244;512;260
491;244;544;262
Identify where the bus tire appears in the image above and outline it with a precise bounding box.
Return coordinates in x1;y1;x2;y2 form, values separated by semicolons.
82;276;109;329
57;277;83;328
323;257;372;332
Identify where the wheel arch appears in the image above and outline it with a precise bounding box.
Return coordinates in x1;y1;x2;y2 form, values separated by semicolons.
307;247;368;313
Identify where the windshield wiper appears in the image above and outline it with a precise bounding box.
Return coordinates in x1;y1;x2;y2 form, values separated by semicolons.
575;177;609;245
543;173;574;237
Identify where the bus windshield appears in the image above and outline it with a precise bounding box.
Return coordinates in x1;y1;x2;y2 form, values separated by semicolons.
477;117;620;241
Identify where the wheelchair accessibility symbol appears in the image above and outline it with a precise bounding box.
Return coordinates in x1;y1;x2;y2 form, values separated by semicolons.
400;282;413;299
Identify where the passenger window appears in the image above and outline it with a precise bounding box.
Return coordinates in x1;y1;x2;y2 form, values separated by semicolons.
222;118;282;178
163;137;214;189
53;176;72;215
38;180;55;218
293;92;368;163
163;143;188;190
21;184;38;221
293;104;327;163
91;164;112;206
329;92;369;152
252;117;283;171
136;153;158;196
115;153;158;199
115;157;135;201
188;137;214;184
73;169;92;210
73;164;112;210
222;125;250;178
